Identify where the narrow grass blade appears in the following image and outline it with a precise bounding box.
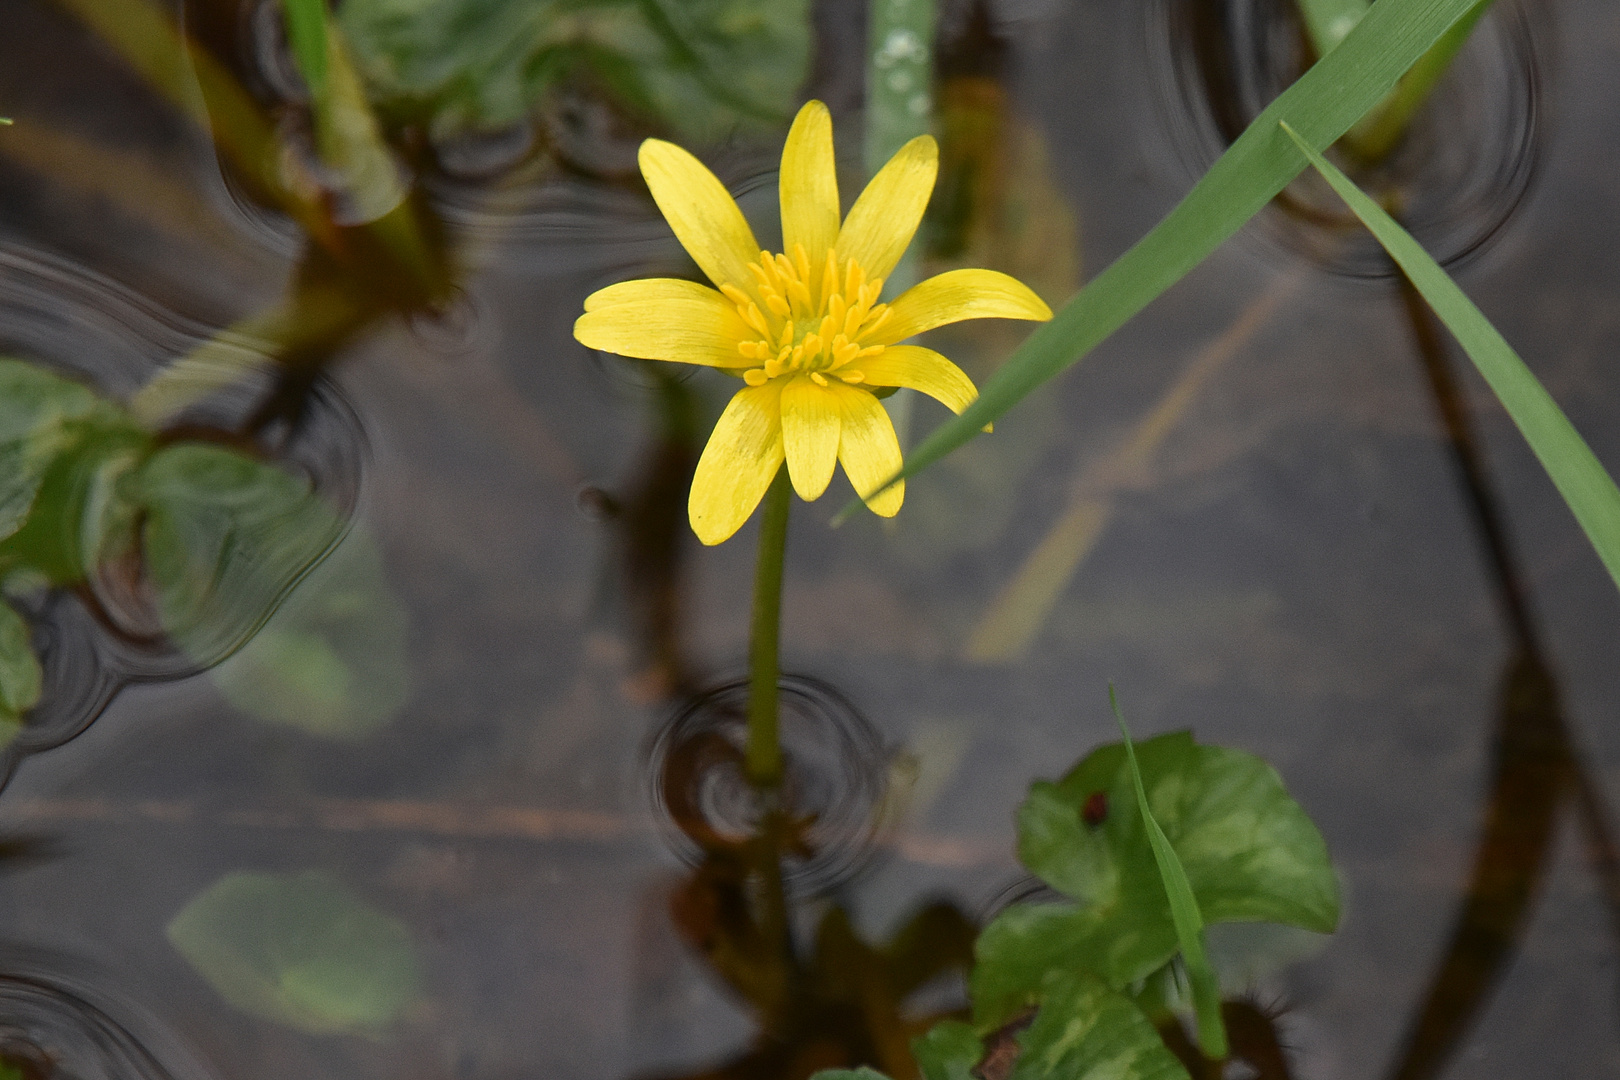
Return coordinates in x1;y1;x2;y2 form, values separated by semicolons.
1279;122;1620;595
1108;686;1227;1061
836;0;1490;521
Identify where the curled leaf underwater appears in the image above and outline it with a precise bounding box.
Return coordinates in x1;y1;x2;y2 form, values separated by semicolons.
575;100;1053;545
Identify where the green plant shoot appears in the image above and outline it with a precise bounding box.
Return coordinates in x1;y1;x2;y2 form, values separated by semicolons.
1109;686;1226;1060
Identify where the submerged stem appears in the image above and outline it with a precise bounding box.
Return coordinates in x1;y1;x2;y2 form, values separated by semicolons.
746;465;791;787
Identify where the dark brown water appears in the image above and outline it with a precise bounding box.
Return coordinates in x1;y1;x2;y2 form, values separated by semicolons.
0;0;1615;1078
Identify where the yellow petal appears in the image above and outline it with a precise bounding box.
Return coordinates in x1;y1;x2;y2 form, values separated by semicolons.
780;375;841;500
575;291;753;368
583;277;723;312
832;383;904;517
639;139;763;296
689;383;785;545
834;135;938;284
780;101;840;266
865;269;1054;346
850;345;978;415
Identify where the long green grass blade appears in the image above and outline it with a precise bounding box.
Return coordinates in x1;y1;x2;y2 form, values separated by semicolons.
1108;687;1226;1061
1278;122;1620;594
838;0;1490;522
283;0;330;100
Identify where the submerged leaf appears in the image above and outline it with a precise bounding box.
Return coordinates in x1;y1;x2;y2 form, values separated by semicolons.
0;424;151;588
0;358;137;547
0;599;40;748
128;444;346;667
211;525;411;740
0;600;40;719
167;870;422;1036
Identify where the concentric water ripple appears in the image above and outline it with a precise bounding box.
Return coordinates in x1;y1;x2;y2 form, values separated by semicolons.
0;949;215;1080
1149;0;1546;276
646;675;892;895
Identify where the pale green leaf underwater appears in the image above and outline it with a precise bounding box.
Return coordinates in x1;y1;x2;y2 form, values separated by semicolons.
168;870;422;1036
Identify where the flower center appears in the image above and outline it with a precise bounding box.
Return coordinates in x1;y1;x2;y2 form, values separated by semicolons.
720;245;890;388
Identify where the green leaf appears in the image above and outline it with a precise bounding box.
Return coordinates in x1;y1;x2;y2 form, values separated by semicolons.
127;444;346;667
210;525;411;740
1039;733;1340;936
1110;691;1222;1059
972;902;1177;1029
1008;971;1190;1080
0;358;135;546
167;870;422;1036
0;425;152;588
1280;121;1620;594
913;1020;983;1080
0;599;41;748
845;0;1496;515
976;728;1339;1029
0;600;41;719
807;1069;892;1080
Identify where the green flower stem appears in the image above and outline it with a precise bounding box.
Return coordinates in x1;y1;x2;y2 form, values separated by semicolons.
746;464;792;787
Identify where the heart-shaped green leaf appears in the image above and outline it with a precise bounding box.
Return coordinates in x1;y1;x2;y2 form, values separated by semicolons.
975;732;1337;1027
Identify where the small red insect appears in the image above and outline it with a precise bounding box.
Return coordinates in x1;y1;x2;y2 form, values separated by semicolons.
1082;791;1108;827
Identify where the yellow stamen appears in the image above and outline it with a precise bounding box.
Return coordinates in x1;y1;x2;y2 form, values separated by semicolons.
744;304;771;338
793;243;813;297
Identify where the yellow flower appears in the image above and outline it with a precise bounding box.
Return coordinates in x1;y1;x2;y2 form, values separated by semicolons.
575;100;1053;545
